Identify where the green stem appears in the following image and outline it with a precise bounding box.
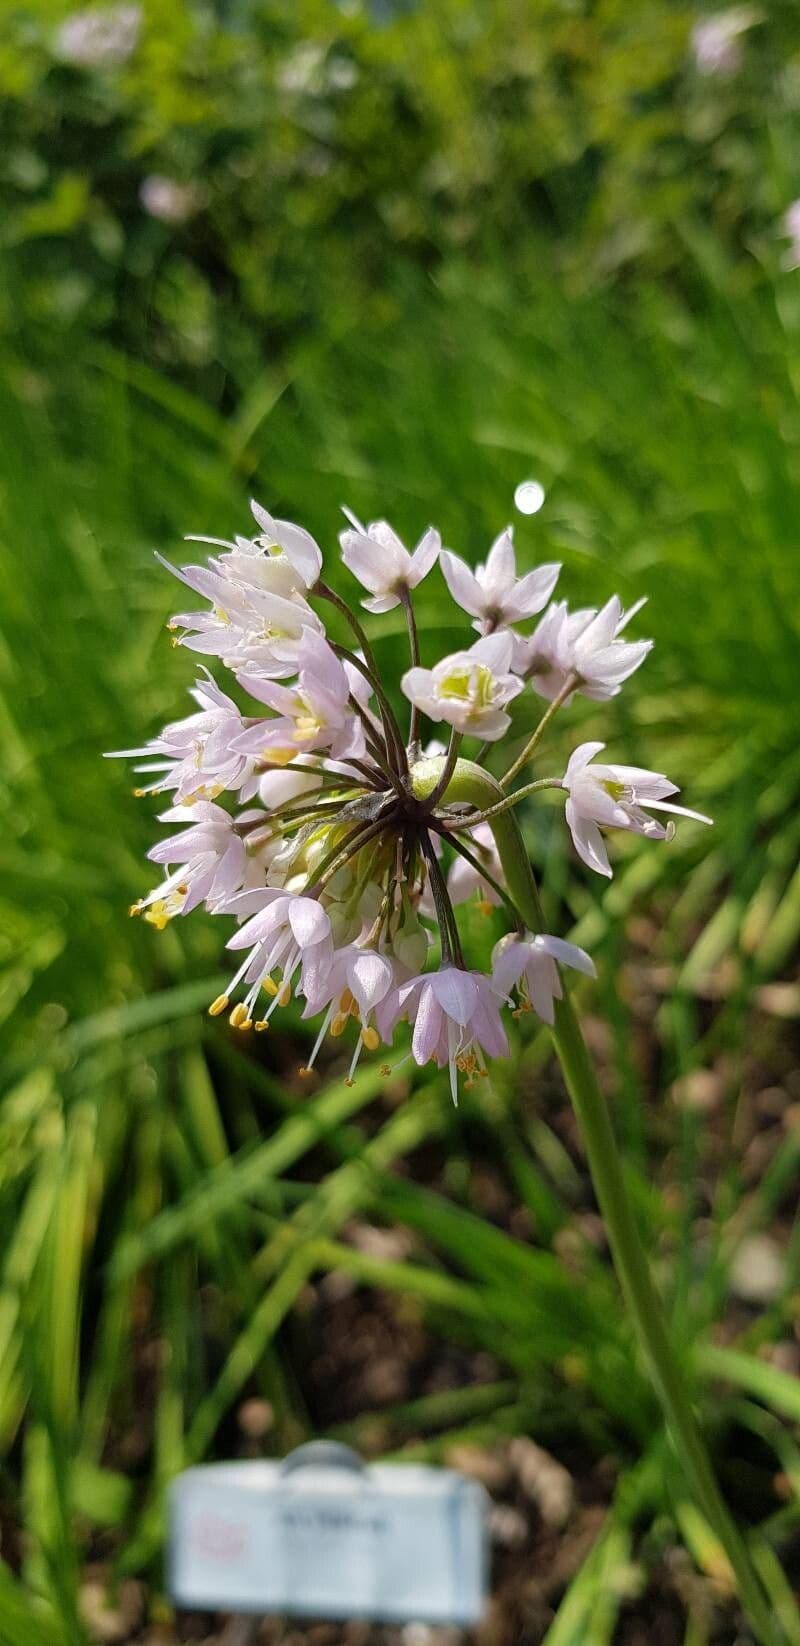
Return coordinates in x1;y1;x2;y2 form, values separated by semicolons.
316;582;408;778
450;775;562;829
499;671;578;790
425;728;462;810
399;586;422;751
410;753;784;1646
332;643;408;781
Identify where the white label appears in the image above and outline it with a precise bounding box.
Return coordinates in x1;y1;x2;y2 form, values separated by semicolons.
169;1457;487;1624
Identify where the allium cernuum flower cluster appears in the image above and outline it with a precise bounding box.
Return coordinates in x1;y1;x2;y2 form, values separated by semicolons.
109;501;710;1100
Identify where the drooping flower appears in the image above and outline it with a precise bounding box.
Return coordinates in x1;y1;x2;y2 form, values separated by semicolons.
215;889;334;1028
561;742;712;877
339;515;440;612
514;596;651;702
106;672;258;803
302;943;399;1080
130;801;252;928
402;631;523;740
447;822;503;910
440;528;560;633
492;932;596;1025
379;966;509;1103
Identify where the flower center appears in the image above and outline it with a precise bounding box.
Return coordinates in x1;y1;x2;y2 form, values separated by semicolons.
439;662;494;712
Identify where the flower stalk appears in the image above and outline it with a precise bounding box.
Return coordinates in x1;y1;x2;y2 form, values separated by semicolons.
107;494;780;1633
412;754;780;1646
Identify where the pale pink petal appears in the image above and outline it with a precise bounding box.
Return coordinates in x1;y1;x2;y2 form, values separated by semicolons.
348;950;395;1014
567;805;612;877
480;529;516;600
491;939;528;999
439;551;484;618
362;592;401;613
250;501;322;586
411;984;443;1065
535;935;597;977
431;967;479;1026
563;742;606;785
507;562;561;619
468;630;515;673
408;527;441;587
288;896;331;947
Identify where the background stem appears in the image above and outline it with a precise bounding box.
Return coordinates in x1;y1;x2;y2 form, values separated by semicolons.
410;753;784;1646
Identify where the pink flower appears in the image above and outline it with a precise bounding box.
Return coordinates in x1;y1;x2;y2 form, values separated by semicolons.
562;742;712;878
140;176;200;224
441;528;559;632
215;889;334;1027
106;671;258;803
130;801;248;928
302;943;399;1080
691;9;757;77
402;631;523;741
339;515;441;612
514;596;651;702
379;966;508;1103
233;629;370;765
492;932;595;1025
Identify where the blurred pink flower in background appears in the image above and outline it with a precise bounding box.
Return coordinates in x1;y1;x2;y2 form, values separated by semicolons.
140;176;202;225
55;4;141;68
690;8;758;77
781;201;800;269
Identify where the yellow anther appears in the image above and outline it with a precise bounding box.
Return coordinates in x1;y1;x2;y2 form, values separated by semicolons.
380;1064;391;1076
254;1020;269;1033
229;1002;249;1028
133;788;146;798
361;1026;380;1052
277;982;292;1007
262;977;279;997
331;1012;349;1038
208;994;230;1017
298;1065;313;1077
129;902;143;918
340;987;355;1014
476;900;493;918
143;901;171;931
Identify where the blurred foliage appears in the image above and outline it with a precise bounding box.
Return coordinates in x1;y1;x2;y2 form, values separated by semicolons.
4;0;800;384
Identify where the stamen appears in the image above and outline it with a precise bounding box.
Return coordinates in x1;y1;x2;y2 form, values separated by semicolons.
208;994;229;1017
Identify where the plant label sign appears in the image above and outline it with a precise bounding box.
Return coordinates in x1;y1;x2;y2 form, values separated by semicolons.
169;1442;488;1624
